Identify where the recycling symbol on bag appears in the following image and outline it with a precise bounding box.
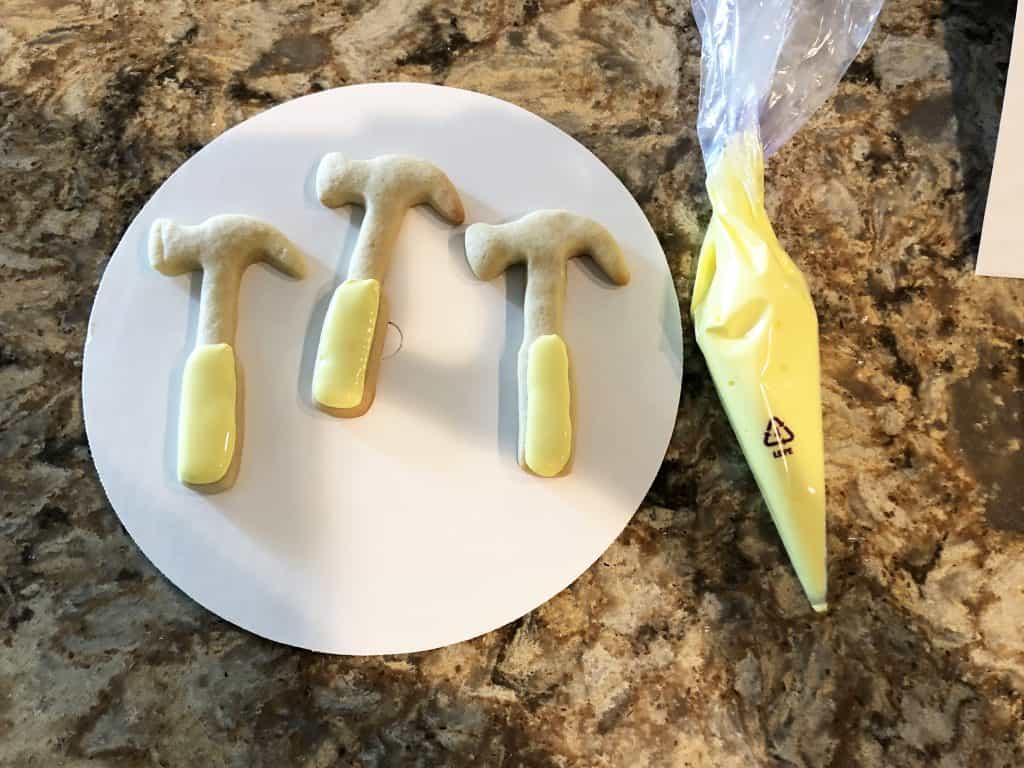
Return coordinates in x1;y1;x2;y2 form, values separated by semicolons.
762;417;795;447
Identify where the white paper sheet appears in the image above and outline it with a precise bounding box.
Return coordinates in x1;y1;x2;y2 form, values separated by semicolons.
978;3;1024;277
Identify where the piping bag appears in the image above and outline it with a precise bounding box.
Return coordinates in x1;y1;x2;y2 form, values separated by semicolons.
691;0;882;611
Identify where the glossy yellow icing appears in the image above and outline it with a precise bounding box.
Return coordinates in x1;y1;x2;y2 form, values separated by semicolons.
524;334;572;478
313;278;381;409
179;342;236;485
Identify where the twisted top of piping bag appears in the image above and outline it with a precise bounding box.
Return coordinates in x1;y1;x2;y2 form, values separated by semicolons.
693;0;883;169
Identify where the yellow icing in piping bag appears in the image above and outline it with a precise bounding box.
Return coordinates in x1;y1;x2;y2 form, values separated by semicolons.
690;0;882;610
691;133;827;612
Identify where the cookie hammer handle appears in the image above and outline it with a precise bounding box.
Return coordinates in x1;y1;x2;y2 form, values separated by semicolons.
178;343;237;485
522;334;572;477
312;278;382;413
347;204;401;283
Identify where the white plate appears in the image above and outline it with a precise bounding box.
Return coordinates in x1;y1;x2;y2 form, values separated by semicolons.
83;83;683;654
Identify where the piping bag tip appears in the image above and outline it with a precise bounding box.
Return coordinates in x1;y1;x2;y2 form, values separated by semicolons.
811;600;828;615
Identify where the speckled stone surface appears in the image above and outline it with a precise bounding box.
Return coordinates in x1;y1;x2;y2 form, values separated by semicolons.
1;0;1023;765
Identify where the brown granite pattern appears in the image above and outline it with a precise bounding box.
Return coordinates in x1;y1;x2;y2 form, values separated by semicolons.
2;0;1023;765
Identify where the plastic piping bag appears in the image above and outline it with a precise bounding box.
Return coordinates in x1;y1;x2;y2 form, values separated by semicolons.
691;0;883;611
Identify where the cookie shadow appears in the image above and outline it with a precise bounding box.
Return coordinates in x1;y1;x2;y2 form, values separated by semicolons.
161;272;203;488
661;270;685;379
498;263;525;464
302;156;323;211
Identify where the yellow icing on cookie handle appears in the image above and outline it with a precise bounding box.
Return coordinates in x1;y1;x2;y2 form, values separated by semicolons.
525;334;572;477
313;278;380;409
692;132;827;613
179;343;236;485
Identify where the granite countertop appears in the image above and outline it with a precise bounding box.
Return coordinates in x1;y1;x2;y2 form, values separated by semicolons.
2;0;1023;765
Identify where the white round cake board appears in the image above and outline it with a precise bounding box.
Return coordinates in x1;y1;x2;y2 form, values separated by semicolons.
83;83;683;654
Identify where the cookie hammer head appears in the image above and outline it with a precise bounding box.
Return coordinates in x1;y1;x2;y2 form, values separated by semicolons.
149;214;307;346
466;210;630;286
149;214;307;280
315;153;465;224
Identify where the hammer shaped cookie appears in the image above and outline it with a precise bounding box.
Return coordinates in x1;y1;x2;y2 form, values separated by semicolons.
312;154;465;416
150;215;307;486
466;211;630;477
